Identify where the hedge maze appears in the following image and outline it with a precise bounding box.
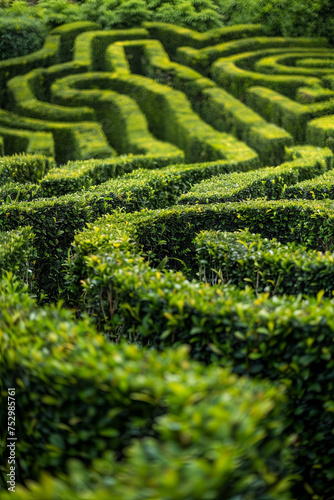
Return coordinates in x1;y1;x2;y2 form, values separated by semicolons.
1;20;334;500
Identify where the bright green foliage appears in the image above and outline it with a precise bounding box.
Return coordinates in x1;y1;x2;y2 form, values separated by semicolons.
307;114;334;151
65;204;334;493
0;153;257;298
194;228;334;296
179;147;333;204
1;16;334;500
285;167;334;199
0;276;292;498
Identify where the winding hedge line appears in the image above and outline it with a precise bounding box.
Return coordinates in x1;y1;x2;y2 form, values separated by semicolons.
0;153;258;298
179;147;333;205
109;38;292;165
64;204;334;494
194;229;334;296
0;276;292;498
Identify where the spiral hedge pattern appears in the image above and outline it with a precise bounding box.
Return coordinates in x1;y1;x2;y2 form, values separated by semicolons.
1;20;334;500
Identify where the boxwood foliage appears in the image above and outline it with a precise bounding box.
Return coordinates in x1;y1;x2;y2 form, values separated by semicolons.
0;276;292;499
178;147;333;205
0;155;258;299
0;228;34;282
284;165;334;200
67;204;334;496
194;229;334;296
0;152;185;202
0;154;55;186
104;37;291;166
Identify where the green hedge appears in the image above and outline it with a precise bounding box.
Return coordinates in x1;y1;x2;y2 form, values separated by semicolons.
0;125;54;158
212;48;322;100
307;114;334;151
7;69;95;123
0;154;55;185
0;21;99;81
73;28;149;70
0;17;47;61
66;203;334;496
179;147;333;205
49;21;101;62
176;36;328;74
194;229;334;296
143;22;263;56
51;71;258;164
0;276;292;498
0;108;113;164
47;62;182;158
113;38;291;166
68;200;334;330
0;152;185;202
0;156;257;298
246;86;334;143
0;228;34;282
256;51;334;76
284;168;334;200
296;86;334;104
0;34;61;105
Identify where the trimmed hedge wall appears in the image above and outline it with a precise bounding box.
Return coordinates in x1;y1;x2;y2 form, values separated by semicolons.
110;38;292;165
0;126;54;158
176;36;328;74
0;22;100;107
211;48;322;100
0;276;292;498
65;203;334;495
284;167;334;200
143;22;264;56
51;71;258;164
0;154;258;298
0;154;55;185
179;147;333;205
246;86;334;143
0;228;34;282
307;114;334;151
0;109;113;164
194;229;334;296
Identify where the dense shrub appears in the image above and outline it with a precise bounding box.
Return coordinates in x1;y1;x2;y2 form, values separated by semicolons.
194;229;334;296
66;205;334;496
0;0;225;33
0;17;47;60
0;275;293;498
0;228;34;282
0;0;332;45
0;154;55;184
216;0;334;45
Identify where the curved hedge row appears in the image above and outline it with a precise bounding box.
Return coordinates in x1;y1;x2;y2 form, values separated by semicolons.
1;20;334;500
0;276;292;497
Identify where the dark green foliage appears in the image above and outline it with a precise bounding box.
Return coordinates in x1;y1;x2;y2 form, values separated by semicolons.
0;154;256;299
0;17;47;61
216;0;334;45
179;149;333;205
285;168;334;200
0;227;34;281
0;14;334;500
